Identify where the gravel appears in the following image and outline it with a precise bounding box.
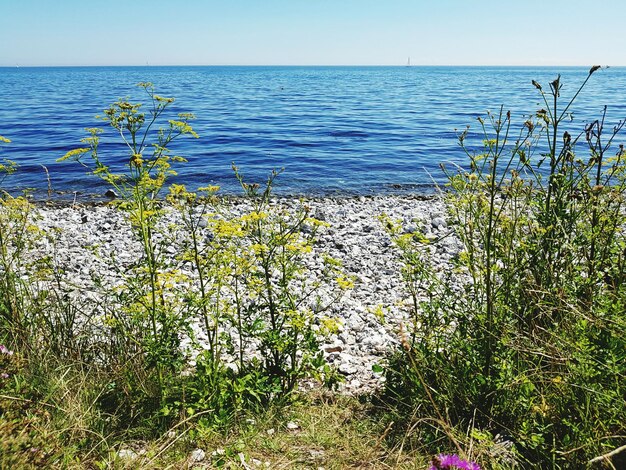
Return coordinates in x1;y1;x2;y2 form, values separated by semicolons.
31;195;463;394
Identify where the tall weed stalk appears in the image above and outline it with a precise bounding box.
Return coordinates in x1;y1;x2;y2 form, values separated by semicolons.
382;67;626;468
60;83;198;417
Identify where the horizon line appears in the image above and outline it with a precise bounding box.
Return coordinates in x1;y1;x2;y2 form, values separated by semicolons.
2;63;621;68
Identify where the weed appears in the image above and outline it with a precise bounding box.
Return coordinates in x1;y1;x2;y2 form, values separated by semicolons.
382;67;626;468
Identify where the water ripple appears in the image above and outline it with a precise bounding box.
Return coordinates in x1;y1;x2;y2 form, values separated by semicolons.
0;66;625;196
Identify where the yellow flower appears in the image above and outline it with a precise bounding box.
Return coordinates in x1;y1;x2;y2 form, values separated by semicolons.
169;183;187;196
335;275;354;290
154;94;175;103
320;316;342;335
251;243;268;255
130;153;143;167
198;185;220;193
241;211;269;223
212;219;244;238
59;147;90;161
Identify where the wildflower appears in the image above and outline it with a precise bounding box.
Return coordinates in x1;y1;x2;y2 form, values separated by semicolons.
429;453;480;470
335;275;355;290
198;185;220;193
59;147;90;161
524;120;534;132
0;344;13;355
130;152;143;167
0;373;8;379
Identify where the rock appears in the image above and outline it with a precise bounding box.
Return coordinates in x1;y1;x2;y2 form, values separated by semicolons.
286;421;300;430
189;448;206;462
432;216;447;229
309;449;325;459
314;209;326;221
104;189;118;199
339;362;358;375
117;448;138;460
404;223;419;234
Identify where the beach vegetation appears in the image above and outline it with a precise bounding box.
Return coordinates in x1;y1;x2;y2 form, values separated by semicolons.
58;83;347;432
1;71;625;468
380;67;626;468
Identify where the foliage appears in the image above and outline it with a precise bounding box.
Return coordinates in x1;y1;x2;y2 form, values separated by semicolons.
164;169;347;428
0;345;57;468
381;67;626;468
60;83;199;425
226;166;347;398
8;71;626;467
0;195;46;351
59;84;346;433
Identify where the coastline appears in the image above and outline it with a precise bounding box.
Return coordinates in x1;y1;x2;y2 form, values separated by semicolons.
24;186;439;208
32;194;462;394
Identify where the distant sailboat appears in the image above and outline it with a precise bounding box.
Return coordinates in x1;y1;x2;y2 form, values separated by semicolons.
406;57;411;67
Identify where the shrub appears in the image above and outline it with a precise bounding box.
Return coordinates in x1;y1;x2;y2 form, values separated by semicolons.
61;85;347;432
60;82;199;426
381;67;626;468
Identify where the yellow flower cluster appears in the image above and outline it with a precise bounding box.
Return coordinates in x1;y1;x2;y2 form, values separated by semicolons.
335;275;355;290
240;211;269;223
211;219;245;238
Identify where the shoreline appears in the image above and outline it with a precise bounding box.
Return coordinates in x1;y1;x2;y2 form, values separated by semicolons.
23;188;440;209
30;194;461;394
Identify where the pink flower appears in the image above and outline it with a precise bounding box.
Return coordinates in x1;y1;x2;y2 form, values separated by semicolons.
429;454;480;470
0;373;9;379
0;345;13;355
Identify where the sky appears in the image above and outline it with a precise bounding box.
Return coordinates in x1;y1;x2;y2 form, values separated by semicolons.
1;0;625;67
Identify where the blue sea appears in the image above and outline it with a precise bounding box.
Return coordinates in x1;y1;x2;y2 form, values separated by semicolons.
0;66;625;198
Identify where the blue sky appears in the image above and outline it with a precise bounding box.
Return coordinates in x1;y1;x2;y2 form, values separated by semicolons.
1;0;625;66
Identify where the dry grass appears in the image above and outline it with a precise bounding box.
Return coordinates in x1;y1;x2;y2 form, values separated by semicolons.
97;392;433;469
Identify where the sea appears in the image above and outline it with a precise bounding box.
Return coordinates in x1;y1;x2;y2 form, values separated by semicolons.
0;66;625;198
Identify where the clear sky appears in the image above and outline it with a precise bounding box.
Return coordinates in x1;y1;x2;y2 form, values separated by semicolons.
1;0;625;67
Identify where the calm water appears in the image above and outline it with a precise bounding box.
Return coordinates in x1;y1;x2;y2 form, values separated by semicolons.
0;66;625;197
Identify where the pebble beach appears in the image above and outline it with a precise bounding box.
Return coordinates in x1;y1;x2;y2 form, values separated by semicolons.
33;195;464;394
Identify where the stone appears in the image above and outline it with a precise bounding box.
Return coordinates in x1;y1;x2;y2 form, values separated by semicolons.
117;448;138;460
190;448;206;462
309;449;325;459
432;216;447;229
339;362;358;375
404;223;419;234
